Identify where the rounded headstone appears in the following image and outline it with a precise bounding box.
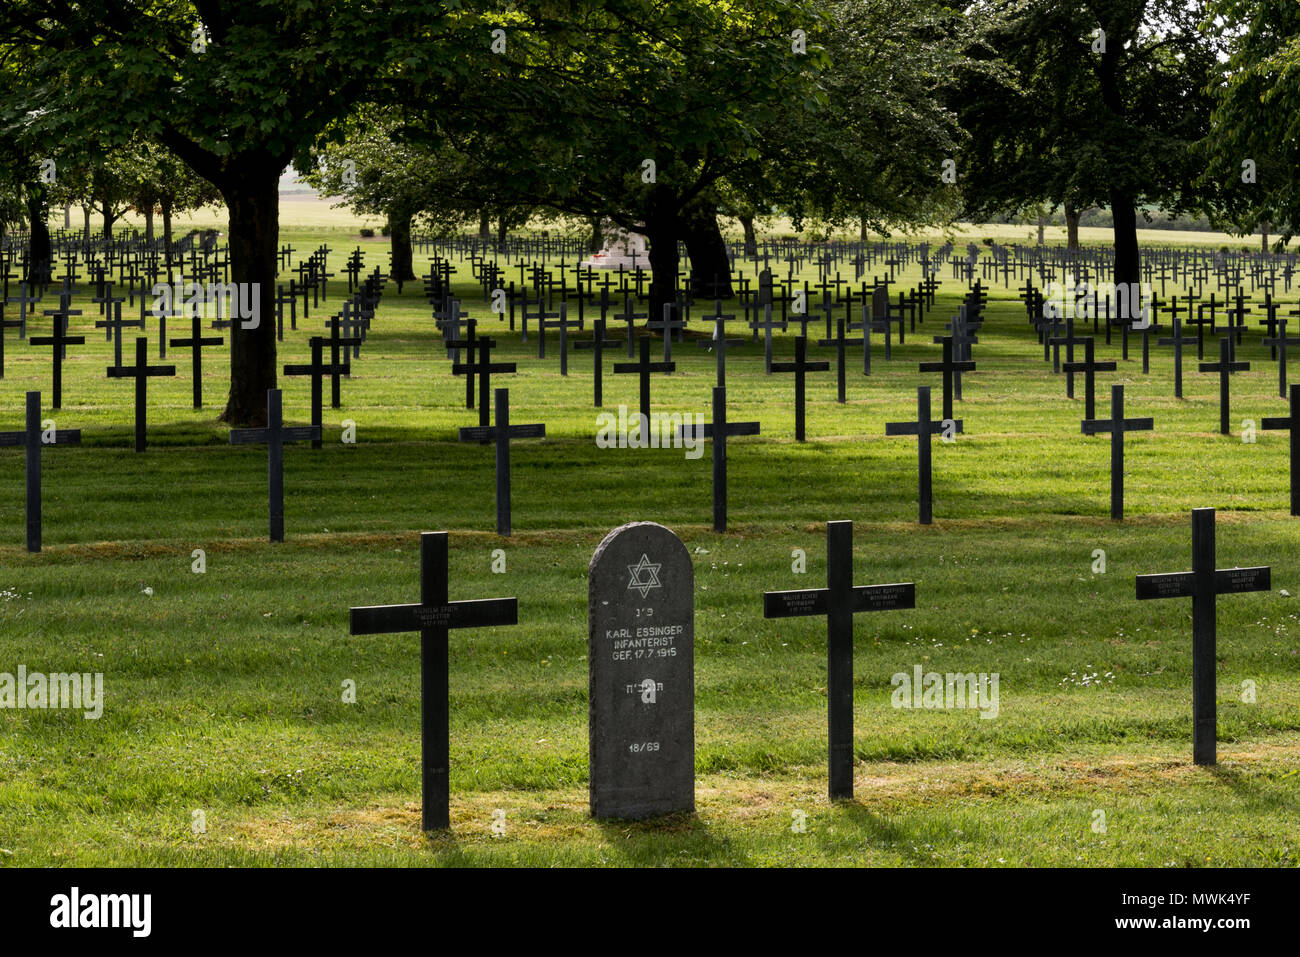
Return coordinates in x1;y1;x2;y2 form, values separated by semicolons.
588;521;694;819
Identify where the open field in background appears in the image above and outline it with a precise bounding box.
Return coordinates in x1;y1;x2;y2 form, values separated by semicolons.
44;195;1279;250
1;208;1297;866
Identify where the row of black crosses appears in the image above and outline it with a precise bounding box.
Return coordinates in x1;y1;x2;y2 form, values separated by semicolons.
430;276;978;535
1022;280;1300;520
345;507;1268;831
0;272;390;550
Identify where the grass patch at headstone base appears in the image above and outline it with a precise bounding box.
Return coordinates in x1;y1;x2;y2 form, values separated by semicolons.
1;226;1298;865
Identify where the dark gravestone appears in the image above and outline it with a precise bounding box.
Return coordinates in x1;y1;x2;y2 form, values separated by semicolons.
588;521;694;819
1135;508;1270;765
0;390;81;552
452;337;516;430
763;520;914;800
350;531;519;831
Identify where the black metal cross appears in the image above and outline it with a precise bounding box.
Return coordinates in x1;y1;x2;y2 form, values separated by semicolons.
763;520;915;800
676;385;760;532
349;531;519;830
452;337;517;430
283;337;346;449
323;315;362;408
919;336;976;422
1081;384;1154;521
1261;383;1300;516
457;388;545;536
613;292;647;358
574;317;624;407
4;282;38;340
613;335;675;422
0;390;80;551
0;305;21;378
885;385;961;525
647;302;686;362
42;288;82;362
1198;336;1250;435
697;313;745;390
1062;336;1116;420
1135;508;1270;765
168;316;223;409
750;302;788;374
229;389;320;542
1157;314;1197;399
771;336;829;442
1261;319;1300;400
106;337;176;452
816;313;863;404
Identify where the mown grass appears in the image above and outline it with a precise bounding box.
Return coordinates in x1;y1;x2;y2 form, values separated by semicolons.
0;223;1297;866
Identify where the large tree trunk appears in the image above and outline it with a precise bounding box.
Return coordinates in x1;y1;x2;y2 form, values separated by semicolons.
682;205;733;299
1262;220;1270;253
1065;202;1080;250
1109;191;1140;289
1036;210;1046;245
82;204;91;246
144;205;155;242
100;196;117;242
589;215;603;254
388;207;416;283
219;170;280;426
739;214;758;256
162;198;174;260
478;208;490;241
25;185;52;286
644;186;681;321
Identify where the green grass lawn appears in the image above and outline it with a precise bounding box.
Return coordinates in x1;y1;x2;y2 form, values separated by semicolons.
1;222;1297;866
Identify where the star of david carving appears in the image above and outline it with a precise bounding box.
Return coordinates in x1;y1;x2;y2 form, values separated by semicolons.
626;553;662;598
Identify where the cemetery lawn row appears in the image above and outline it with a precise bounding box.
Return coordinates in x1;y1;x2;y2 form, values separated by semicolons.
1;520;1297;866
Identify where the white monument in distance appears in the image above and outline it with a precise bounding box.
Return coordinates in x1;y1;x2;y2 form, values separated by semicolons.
583;222;648;270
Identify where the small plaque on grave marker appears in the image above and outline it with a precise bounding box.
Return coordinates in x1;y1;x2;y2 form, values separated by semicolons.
588;521;694;819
